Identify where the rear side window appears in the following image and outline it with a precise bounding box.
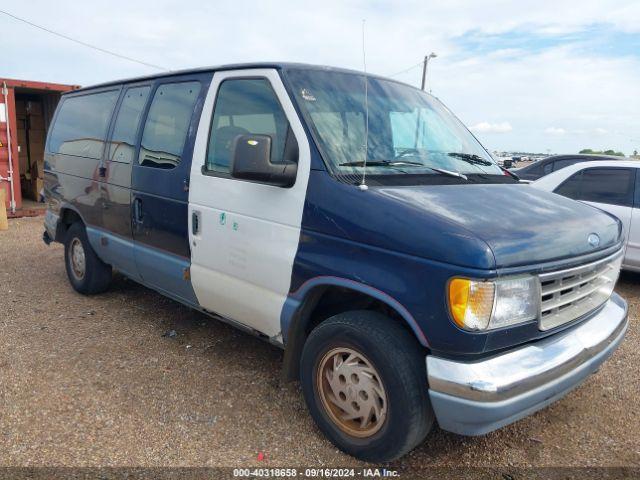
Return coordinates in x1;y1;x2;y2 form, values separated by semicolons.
206;79;290;173
49;90;119;159
554;171;582;199
138;81;201;169
522;163;540;175
108;86;151;163
553;159;577;171
579;168;634;207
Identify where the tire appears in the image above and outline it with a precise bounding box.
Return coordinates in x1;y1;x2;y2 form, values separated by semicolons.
300;310;434;462
64;222;112;295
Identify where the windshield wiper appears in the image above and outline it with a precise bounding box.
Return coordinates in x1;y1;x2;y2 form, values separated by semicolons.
430;167;468;180
447;152;494;166
339;160;424;167
339;160;468;180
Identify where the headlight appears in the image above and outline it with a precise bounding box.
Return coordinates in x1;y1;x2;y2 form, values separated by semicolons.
448;276;538;331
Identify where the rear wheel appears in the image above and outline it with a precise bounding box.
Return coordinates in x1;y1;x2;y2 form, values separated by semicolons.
64;222;112;294
300;311;434;462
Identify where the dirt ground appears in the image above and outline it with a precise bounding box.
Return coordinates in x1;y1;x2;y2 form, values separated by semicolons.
1;216;639;470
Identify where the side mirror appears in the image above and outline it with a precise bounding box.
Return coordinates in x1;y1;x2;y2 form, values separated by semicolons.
230;134;297;187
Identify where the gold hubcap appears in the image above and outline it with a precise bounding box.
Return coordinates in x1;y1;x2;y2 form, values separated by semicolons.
317;347;388;438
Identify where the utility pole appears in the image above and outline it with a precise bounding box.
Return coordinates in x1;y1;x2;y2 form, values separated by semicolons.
420;52;438;91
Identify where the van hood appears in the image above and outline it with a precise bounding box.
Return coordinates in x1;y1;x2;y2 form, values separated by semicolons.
375;183;621;269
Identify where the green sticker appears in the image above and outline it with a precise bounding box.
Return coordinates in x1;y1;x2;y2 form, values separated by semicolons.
232;222;239;231
219;212;226;225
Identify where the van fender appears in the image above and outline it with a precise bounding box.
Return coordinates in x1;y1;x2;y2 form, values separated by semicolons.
54;203;87;241
54;205;112;270
280;276;429;380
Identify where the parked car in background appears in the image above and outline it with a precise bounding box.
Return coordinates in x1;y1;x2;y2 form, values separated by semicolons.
532;160;640;271
511;154;624;181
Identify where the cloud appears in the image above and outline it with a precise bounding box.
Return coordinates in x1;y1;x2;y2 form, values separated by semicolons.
0;0;639;154
545;127;567;135
469;122;513;134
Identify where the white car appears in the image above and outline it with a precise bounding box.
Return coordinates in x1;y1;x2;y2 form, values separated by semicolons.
532;160;639;271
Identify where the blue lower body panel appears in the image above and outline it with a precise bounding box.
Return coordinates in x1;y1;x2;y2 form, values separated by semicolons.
86;227;140;281
86;226;198;306
133;242;198;306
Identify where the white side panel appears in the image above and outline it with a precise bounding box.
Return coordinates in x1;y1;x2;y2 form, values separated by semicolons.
188;69;311;337
625;207;640;269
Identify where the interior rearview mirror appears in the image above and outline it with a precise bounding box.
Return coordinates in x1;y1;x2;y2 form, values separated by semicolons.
230;134;297;187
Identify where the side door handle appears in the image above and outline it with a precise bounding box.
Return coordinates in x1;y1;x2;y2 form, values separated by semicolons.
133;197;144;226
192;211;200;235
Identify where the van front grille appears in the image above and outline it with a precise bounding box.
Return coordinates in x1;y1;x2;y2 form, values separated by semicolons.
538;251;622;331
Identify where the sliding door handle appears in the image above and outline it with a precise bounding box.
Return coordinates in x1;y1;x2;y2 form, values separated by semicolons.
192;211;200;235
133;197;143;225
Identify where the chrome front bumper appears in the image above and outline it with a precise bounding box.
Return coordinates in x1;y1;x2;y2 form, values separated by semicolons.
427;292;628;435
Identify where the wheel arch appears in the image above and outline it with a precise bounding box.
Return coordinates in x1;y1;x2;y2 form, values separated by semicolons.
281;276;429;381
54;205;85;242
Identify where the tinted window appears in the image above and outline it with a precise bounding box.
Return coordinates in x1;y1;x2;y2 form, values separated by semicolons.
49;90;119;159
523;163;541;175
543;162;553;174
554;171;582;199
206;79;290;173
138;81;201;169
553;159;577;171
108;86;151;163
578;168;634;206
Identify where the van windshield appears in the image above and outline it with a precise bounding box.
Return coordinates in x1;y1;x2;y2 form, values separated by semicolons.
285;68;504;182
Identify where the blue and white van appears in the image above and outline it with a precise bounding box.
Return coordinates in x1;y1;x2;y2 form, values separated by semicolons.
43;63;628;461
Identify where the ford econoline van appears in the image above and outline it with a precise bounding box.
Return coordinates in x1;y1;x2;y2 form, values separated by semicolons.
42;63;628;462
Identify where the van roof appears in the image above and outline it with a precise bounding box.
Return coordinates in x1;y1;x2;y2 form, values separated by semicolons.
68;62;410;94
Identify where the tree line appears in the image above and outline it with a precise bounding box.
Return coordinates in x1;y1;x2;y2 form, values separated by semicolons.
579;148;630;157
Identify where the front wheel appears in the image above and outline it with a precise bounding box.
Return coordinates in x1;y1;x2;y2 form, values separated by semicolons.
300;311;434;462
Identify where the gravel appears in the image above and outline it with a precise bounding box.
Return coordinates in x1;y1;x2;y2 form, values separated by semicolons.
0;217;638;468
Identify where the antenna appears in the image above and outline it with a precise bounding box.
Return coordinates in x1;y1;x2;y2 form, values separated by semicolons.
359;19;369;191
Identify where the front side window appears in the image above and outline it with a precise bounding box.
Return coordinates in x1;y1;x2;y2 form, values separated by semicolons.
108;86;151;163
49;90;119;159
285;68;504;184
206;78;290;173
578;168;634;206
138;81;201;169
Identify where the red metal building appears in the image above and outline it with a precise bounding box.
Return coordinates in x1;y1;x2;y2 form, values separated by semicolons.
1;78;79;216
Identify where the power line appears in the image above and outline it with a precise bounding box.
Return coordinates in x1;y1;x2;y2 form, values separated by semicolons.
0;9;169;71
387;61;424;78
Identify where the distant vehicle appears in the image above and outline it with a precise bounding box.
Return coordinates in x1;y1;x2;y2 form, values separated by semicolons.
511;154;625;181
532;160;640;271
494;156;512;167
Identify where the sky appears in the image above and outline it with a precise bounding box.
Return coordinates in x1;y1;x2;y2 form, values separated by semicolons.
2;0;639;155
